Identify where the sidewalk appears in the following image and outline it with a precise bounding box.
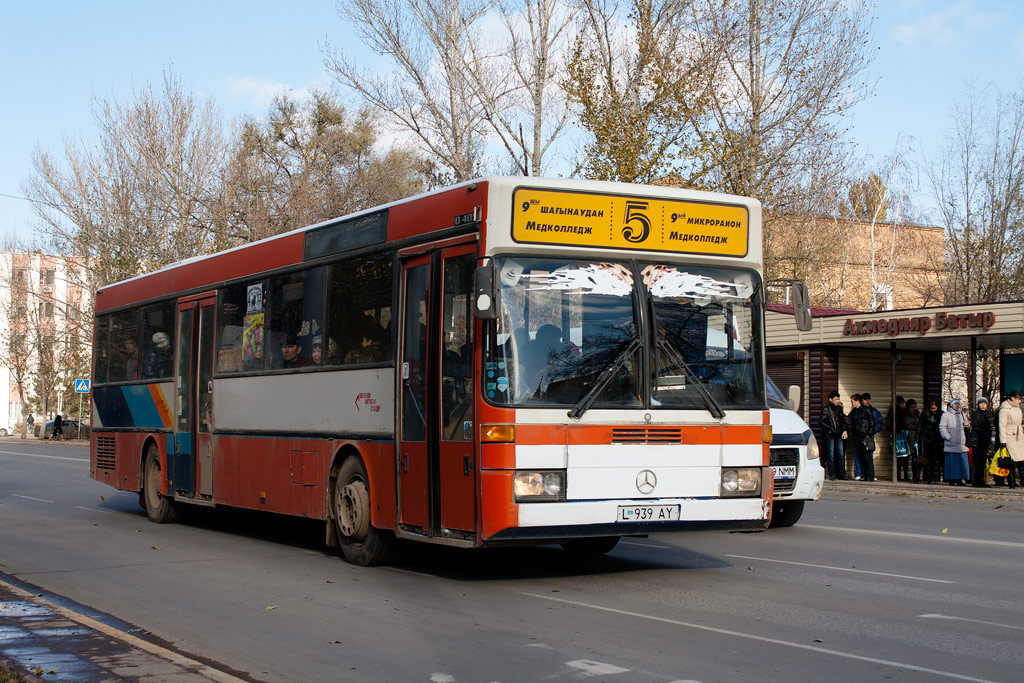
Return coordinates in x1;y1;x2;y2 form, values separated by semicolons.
824;477;1024;501
0;577;248;683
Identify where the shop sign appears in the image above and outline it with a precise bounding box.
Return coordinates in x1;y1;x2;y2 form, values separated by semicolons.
843;311;996;337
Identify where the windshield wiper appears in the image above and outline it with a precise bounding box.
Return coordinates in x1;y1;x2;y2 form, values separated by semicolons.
646;287;726;420
567;337;642;419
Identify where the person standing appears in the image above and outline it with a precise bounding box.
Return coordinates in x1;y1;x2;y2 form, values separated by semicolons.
888;395;907;481
820;391;848;480
939;399;970;485
904;399;921;483
917;400;943;484
849;394;876;482
970;397;993;488
998;391;1024;489
25;413;34;439
848;395;863;479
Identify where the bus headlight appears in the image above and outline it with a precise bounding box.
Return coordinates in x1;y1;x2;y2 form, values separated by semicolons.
721;468;761;496
514;471;566;502
806;433;819;461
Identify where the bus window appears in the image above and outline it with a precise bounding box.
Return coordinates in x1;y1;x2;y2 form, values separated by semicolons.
140;301;175;379
217;280;265;373
326;253;394;366
94;315;110;384
441;253;474;440
108;310;140;382
266;268;324;369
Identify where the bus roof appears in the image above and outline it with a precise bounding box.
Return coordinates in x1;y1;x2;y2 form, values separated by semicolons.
95;176;761;313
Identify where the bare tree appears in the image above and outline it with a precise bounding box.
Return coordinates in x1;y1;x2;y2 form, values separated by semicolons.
23;70;227;290
563;0;721;182
929;84;1024;304
463;0;578;175
690;0;873;200
326;0;494;183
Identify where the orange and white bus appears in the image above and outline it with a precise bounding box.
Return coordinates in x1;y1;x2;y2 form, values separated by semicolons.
90;177;791;565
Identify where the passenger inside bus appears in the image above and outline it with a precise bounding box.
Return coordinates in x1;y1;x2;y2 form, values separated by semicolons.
344;315;387;364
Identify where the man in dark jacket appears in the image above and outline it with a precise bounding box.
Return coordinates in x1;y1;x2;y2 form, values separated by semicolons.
970;397;993;488
849;394;877;481
820;391;847;480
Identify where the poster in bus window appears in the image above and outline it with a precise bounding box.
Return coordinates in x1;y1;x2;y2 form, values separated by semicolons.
243;283;264;363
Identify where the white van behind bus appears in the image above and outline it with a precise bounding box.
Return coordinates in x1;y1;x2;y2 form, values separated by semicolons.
766;378;824;527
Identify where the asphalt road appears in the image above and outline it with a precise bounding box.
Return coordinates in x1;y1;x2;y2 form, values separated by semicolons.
1;440;1022;683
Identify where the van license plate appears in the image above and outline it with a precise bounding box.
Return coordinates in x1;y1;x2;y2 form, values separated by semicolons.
772;465;796;480
617;504;680;522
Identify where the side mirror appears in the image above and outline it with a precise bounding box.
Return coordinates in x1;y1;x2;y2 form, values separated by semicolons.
474;264;500;320
792;281;812;331
787;384;802;413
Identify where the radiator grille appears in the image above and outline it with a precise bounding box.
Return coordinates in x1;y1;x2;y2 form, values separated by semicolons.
770;447;799;492
611;427;682;444
95;436;116;471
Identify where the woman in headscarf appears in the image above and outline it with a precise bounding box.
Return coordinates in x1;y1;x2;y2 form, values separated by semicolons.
939;398;970;485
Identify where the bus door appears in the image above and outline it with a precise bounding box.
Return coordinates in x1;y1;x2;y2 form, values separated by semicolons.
397;245;477;536
173;293;217;499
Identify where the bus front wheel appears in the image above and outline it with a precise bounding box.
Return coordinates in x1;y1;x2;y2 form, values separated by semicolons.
333;457;396;566
143;445;177;524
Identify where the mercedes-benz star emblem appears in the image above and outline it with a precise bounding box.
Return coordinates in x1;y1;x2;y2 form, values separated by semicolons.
636;469;657;494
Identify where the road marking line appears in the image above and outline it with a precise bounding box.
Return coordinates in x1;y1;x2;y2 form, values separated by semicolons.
620;540;672;549
725;554;954;584
567;659;629;675
74;506;121;516
0;577;245;682
522;592;997;683
12;494;55;503
0;450;85;462
801;524;1024;549
920;613;1024;631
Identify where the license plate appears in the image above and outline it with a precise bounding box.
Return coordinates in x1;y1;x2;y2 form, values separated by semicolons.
617;504;681;522
772;465;797;480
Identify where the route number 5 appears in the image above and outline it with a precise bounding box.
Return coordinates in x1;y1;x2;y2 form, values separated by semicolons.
622;201;651;243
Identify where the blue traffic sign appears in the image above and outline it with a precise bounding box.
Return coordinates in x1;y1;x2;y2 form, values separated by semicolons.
74;379;91;393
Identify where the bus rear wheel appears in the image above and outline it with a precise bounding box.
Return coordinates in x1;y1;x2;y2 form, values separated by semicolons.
561;536;620;555
332;457;396;566
143;445;177;524
769;500;804;528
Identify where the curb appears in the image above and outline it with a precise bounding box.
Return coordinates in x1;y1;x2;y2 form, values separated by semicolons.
0;658;44;683
824;479;1024;501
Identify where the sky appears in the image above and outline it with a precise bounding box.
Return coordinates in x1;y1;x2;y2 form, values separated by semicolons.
1;0;1022;241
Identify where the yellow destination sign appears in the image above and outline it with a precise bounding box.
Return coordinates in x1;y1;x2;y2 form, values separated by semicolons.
511;188;749;257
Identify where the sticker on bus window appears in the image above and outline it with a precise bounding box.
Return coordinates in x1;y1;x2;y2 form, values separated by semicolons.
500;259;523;287
246;284;263;315
243;313;264;361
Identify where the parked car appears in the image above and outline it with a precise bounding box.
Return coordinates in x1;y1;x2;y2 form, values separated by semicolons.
766;377;824;527
35;419;89;440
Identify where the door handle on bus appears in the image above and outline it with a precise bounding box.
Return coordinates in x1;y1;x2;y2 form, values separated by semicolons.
401;454;408;473
463;454;472;476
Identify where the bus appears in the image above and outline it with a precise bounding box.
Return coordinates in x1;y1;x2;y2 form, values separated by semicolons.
90;176;803;565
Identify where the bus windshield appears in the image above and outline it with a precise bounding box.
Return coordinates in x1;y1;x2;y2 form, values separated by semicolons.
483;257;764;411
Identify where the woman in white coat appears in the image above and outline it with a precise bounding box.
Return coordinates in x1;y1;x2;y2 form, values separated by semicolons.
997;390;1024;489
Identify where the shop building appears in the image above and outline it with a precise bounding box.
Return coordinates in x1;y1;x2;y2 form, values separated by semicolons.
766;301;1024;481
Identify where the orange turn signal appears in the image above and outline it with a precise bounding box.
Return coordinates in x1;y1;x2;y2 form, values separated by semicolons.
481;424;516;443
763;424;773;444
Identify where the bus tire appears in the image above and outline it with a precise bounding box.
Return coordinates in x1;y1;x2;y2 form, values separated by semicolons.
143;445;177;524
769;500;804;528
333;456;396;566
561;536;620;555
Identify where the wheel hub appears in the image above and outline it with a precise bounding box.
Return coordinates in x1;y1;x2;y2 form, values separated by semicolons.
338;480;370;540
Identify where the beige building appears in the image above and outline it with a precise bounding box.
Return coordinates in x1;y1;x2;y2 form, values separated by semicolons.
767;214;945;311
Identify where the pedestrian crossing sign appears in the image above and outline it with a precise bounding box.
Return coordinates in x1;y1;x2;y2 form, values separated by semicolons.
74;379;91;393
